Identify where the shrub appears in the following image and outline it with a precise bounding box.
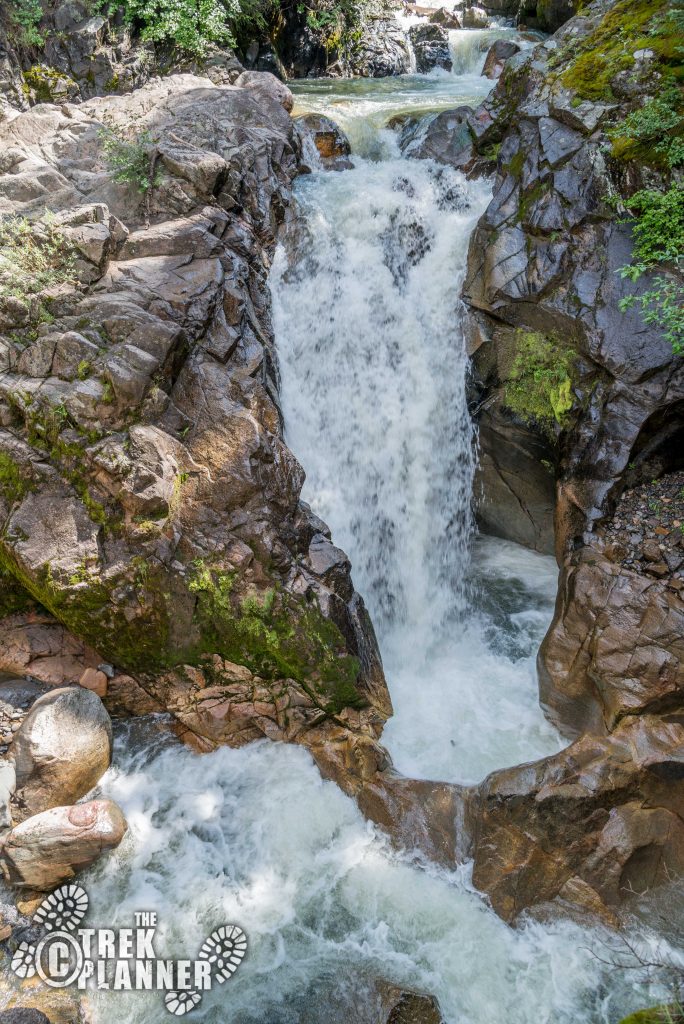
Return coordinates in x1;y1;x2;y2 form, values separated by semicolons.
503;331;576;432
98;124;159;193
98;0;275;56
616;185;684;354
608;82;684;168
7;0;44;47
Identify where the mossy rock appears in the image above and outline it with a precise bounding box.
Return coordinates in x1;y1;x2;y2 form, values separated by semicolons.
556;0;675;102
0;564;40;619
618;1007;684;1024
186;562;364;715
501;330;577;436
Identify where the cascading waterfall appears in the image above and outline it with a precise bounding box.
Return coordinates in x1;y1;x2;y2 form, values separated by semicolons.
273;91;560;783
45;33;670;1024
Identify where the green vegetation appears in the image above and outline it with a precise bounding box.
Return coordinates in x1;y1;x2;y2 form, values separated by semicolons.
0;565;39;619
0;452;34;508
188;561;363;714
21;64;74;103
616;185;684;354
503;330;576;433
618;1007;683;1024
295;0;365;55
98;124;159;194
6;0;44;47
553;0;678;102
97;0;275;56
608;82;684;168
0;216;77;324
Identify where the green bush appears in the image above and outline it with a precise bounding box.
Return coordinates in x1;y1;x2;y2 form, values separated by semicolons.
98;124;159;193
503;331;576;433
608;82;684;168
99;0;275;55
617;185;684;354
7;0;44;47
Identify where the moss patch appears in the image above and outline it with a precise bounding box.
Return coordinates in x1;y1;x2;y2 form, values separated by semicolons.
187;561;364;715
555;0;674;102
0;564;40;619
0;452;34;508
503;330;576;434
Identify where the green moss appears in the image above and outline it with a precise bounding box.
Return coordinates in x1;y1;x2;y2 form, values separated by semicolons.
556;0;672;102
507;149;525;180
0;564;40;619
0;452;33;508
187;561;364;715
618;1008;683;1024
22;65;73;103
503;330;577;434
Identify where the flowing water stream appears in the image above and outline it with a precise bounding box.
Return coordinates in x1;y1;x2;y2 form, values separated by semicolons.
20;28;673;1024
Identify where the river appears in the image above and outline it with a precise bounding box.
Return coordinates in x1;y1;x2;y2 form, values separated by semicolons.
81;26;667;1024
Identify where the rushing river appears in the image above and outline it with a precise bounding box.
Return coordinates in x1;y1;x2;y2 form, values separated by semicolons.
45;25;672;1024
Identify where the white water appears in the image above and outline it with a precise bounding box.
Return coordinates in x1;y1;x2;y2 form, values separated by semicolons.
80;727;659;1024
12;32;673;1024
275;94;561;783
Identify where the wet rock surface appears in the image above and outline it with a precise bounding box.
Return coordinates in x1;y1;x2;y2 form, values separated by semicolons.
408;24;452;74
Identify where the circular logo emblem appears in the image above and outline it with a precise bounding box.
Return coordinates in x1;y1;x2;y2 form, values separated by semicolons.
35;931;84;988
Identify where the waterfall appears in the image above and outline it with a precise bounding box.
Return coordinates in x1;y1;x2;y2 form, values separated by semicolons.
272;137;562;783
52;35;670;1024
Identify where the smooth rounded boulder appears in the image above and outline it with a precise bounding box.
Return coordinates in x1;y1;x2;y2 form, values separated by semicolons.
10;687;113;816
0;799;127;890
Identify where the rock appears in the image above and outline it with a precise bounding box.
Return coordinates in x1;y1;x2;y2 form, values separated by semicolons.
462;6;488;28
373;982;444;1024
235;70;294;113
429;7;461;29
408;25;452;74
0;799;127;890
0;1011;52;1024
519;0;579;32
642;539;662;562
297;114;353;171
10;687;113;817
539;548;684;737
78;666;107;698
469;715;684;922
482;39;520;79
401;106;478;171
0;759;16;830
350;17;412;77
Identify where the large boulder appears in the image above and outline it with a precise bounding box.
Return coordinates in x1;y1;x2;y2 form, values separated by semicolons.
235;70;294;113
468;715;684;922
0;799;127;890
10;687;112;817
